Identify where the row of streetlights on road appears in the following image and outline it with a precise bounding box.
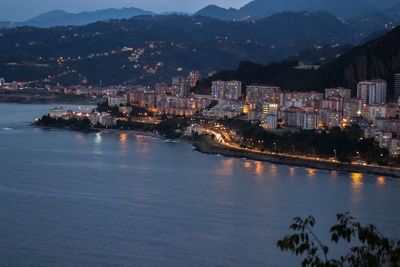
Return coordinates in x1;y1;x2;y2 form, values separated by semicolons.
250;138;341;161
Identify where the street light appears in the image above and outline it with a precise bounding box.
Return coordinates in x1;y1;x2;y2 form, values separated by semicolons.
334;149;337;160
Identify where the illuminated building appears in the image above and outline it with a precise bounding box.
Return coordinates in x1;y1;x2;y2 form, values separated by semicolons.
212;80;242;101
395;73;400;101
156;95;212;116
203;101;243;118
283;92;323;107
170;77;192;98
262;102;279;116
343;98;362;120
282;107;303;127
171;76;185;96
366;105;386;121
373;118;400;133
262;114;278;129
325;87;351;99
49;107;68;119
319;109;343;128
302;112;319;130
246;85;281;104
357;80;387;105
108;96;127;107
99;113;116;128
154;83;170;95
179;79;191;98
322;98;342;112
188;71;202;87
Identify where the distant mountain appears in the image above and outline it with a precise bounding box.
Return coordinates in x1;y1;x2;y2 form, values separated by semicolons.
0;7;155;28
161;12;191;16
382;3;400;20
195;5;245;21
347;12;398;38
315;25;400;94
22;8;154;28
2;0;399;30
364;0;400;8
0;12;359;86
0;21;13;28
199;26;400;97
196;0;400;20
342;4;400;44
242;0;378;18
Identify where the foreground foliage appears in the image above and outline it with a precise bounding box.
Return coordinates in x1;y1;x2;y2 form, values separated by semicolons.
278;213;400;266
36;115;91;131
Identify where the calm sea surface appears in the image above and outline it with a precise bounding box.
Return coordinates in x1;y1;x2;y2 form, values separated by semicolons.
0;104;399;267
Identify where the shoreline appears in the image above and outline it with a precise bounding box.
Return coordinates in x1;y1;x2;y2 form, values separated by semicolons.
0;100;97;105
33;124;161;138
0;93;100;105
32;123;400;178
192;136;400;178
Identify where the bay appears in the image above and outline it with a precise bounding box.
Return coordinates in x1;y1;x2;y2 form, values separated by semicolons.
0;104;399;266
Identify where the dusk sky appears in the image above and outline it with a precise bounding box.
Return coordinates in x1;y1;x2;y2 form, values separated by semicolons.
0;0;250;21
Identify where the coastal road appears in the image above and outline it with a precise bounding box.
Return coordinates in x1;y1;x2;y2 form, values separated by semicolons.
198;124;400;172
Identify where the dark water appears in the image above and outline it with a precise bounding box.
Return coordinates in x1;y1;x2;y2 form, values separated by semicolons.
0;104;399;267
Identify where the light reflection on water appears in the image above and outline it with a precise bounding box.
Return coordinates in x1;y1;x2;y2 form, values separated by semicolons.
254;161;265;177
377;176;386;186
351;172;363;204
243;161;252;169
306;168;317;178
289;167;296;177
216;160;268;178
119;133;128;144
94;132;102;144
214;158;234;176
351;173;363;190
117;132;129;156
134;134;151;155
1;104;400;267
75;132;86;144
269;164;278;177
215;160;323;180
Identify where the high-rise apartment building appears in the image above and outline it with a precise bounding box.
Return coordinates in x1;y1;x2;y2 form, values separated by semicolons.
180;79;191;98
212;81;242;101
246;85;281;104
324;87;352;99
171;77;191;97
395;73;400;101
357;80;387;105
188;71;202;88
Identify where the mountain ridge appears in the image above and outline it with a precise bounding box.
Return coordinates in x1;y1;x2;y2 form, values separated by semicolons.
198;25;400;97
196;0;400;21
0;12;359;86
0;7;154;28
1;0;400;29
